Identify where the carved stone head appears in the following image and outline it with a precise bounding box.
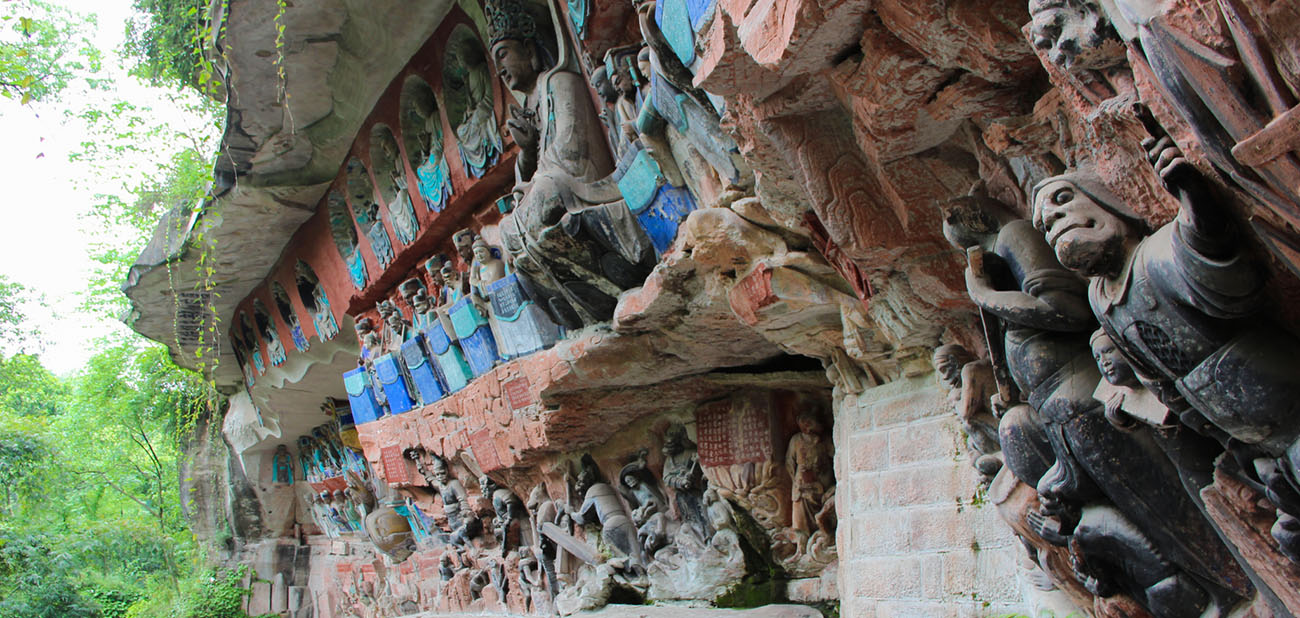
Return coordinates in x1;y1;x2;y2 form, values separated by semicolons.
453;229;477;262
636;47;652;86
431;455;451;485
796;411;823;435
932;344;975;391
399;278;425;303
1028;0;1124;72
491;38;543;93
411;291;430;314
1031;169;1148;278
575;454;600;495
940;195;1005;251
662;424;693;456
590;66;616;104
472;238;495;264
1090;329;1137;386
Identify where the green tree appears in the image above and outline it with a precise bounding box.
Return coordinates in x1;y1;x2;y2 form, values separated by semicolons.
0;0;101;103
124;0;218;93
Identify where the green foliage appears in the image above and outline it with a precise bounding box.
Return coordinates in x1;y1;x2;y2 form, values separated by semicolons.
0;0;102;104
123;0;217;94
0;422;56;518
0;528;100;618
0;352;68;416
70;91;222;318
0;274;43;354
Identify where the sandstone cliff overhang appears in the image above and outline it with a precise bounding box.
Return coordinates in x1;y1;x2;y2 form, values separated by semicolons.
121;0;457;385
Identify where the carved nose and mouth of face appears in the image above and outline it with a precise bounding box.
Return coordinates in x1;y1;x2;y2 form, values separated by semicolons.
1035;179;1127;276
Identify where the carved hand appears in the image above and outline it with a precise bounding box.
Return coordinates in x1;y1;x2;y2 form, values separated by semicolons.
1025;508;1068;546
1143;135;1194;189
507;104;540;154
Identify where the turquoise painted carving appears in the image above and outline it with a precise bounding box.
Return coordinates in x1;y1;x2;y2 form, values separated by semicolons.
567;0;588;38
657;0;695;67
445;27;503;179
328;191;367;289
617;149;666;213
401;78;454;212
416;156;453;212
345;252;367;290
311;285;339;341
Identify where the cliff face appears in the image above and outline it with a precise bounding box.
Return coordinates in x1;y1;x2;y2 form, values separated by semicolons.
180;404;265;562
143;0;1300;616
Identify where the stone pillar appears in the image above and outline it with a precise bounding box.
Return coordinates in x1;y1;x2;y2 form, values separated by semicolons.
833;375;1023;617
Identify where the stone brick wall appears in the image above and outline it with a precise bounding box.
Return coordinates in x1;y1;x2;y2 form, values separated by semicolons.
833;374;1023;618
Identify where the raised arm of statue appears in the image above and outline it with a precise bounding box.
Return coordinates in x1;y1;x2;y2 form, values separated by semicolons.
964;258;1093;333
1144;136;1234;260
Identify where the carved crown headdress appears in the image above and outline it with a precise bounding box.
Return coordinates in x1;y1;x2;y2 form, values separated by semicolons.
486;0;538;47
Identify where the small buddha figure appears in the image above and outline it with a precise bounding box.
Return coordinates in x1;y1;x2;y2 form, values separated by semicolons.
425;255;452;307
441;265;465;309
589;66;620;151
410;290;433;331
605;47;642;157
471;239;508;294
786;412;833;535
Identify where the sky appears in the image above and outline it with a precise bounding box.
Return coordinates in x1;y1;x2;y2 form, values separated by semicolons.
0;0;214;375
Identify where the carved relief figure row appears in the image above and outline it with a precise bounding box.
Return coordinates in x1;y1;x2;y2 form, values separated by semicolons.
344;391;834;616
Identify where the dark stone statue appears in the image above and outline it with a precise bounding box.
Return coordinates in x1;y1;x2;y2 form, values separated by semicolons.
947;192;1250;615
429;455;482;546
481;475;526;551
617;449;669;558
661;424;712;540
1032;136;1300;562
572;454;642;569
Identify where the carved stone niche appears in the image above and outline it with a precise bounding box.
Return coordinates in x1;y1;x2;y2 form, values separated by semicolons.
694;389;836;578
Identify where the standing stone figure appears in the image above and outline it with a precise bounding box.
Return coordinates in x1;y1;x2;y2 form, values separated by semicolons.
430;455;482;546
786;412;832;535
271;444;294;484
481;475;527;551
617;450;669;558
487;0;655;329
661;424;712;539
471;239;508;297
